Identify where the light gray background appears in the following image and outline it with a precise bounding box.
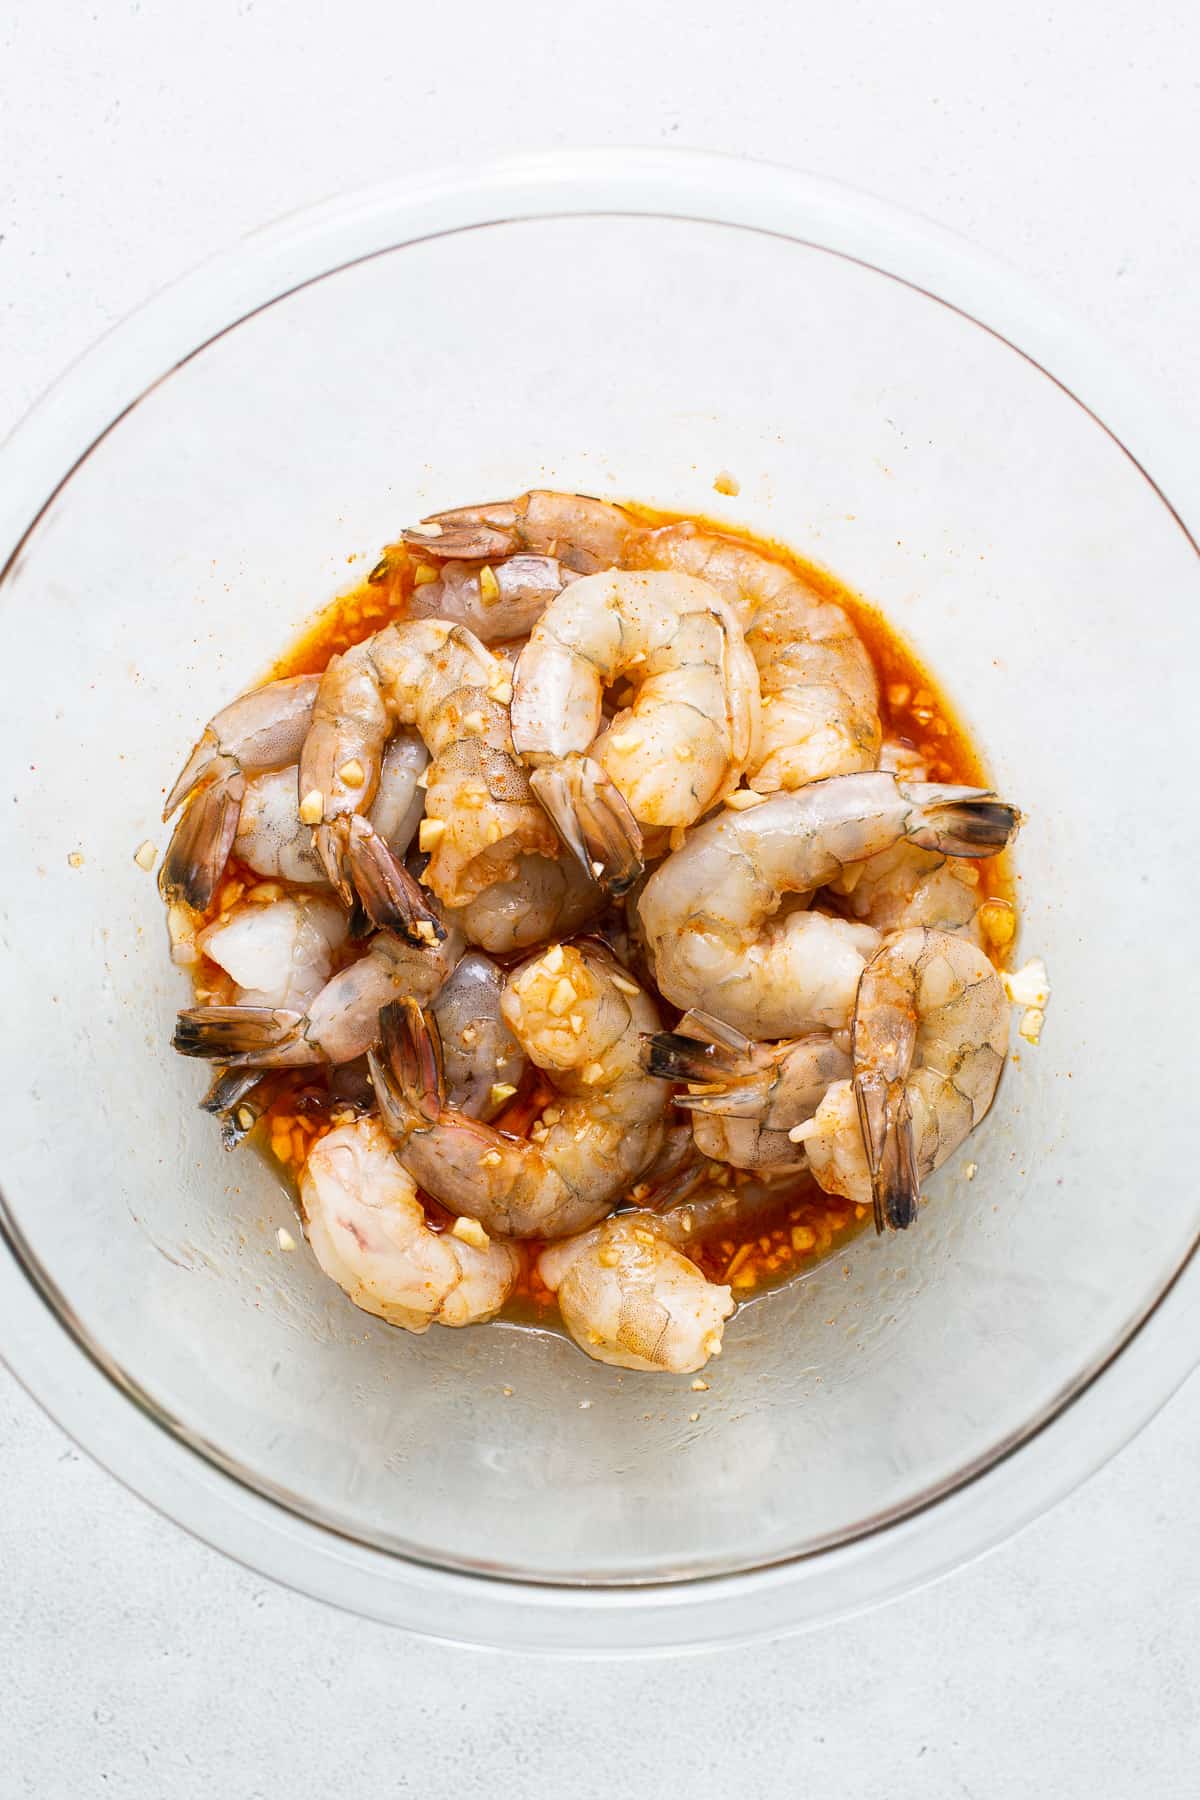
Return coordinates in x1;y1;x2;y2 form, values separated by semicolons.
2;3;1197;1794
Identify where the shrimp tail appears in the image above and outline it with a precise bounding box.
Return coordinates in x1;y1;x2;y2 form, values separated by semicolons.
904;782;1022;858
318;814;446;944
641;1025;749;1084
369;998;445;1144
173;1006;309;1065
163;735;229;820
200;1065;266;1114
642;1010;771;1116
158;770;245;910
401;501;519;562
530;754;642;896
200;1066;302;1149
854;1071;921;1231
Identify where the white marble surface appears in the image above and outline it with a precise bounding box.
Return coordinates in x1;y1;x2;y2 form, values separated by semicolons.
2;2;1198;1792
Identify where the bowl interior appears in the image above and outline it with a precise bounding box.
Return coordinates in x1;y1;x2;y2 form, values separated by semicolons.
1;212;1197;1583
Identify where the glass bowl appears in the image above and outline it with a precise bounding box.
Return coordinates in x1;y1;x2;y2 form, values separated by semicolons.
1;150;1196;1654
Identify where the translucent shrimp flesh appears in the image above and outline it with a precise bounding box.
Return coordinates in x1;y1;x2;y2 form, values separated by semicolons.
827;839;985;944
636;521;881;791
537;1207;735;1374
637;771;1020;1038
800;927;1011;1230
160;674;321;910
643;1009;851;1173
300;1117;519;1332
448;850;603;954
197;895;348;1012
429;950;526;1121
406;555;577;642
234;731;429;887
369;941;671;1238
298;619;557;930
509;570;759;886
173;925;464;1069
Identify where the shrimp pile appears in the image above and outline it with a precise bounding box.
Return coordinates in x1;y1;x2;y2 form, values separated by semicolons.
160;487;1037;1375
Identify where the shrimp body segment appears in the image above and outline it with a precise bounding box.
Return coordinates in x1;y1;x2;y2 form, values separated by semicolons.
829;840;985;943
449;850;602;954
537;1210;734;1374
803;927;1011;1230
429;950;527;1121
406;554;576;642
160;674;321;910
299;619;557;926
370;942;671;1239
198;895;348;1012
637;523;881;791
300;1118;519;1332
637;772;1019;1038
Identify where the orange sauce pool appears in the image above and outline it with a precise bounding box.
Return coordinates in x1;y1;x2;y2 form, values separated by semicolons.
195;502;1016;1312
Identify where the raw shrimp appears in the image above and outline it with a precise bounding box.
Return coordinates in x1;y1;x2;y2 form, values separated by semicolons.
510;570;759;888
406;555;576;642
300;1118;519;1332
430;950;526;1121
174;925;464;1068
636;522;881;791
537;1207;734;1374
298;618;556;927
369;941;670;1238
160;675;320;910
198;894;348;1012
644;1009;851;1173
235;732;429;887
405;495;878;795
402;490;643;573
638;771;1019;1038
800;927;1010;1230
827;840;985;943
449;851;603;953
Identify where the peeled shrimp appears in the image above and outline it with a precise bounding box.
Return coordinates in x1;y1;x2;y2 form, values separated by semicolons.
638;772;1019;1039
403;489;643;574
405;493;879;795
644;1009;851;1173
198;895;348;1012
537;1207;734;1374
370;941;670;1239
636;522;880;791
299;618;556;927
174;925;463;1069
300;1117;519;1332
800;927;1010;1230
160;675;321;910
510;569;759;888
449;850;603;954
828;840;985;944
406;555;576;642
430;950;526;1121
235;731;429;887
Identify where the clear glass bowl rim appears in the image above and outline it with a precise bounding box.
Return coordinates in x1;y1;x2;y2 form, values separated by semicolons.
1;147;1196;1655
